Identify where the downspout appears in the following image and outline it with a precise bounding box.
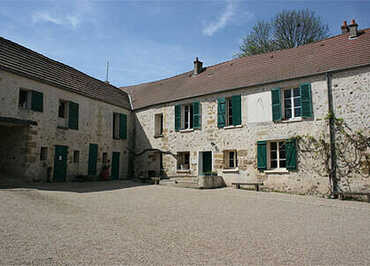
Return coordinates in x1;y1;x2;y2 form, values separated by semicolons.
326;72;338;196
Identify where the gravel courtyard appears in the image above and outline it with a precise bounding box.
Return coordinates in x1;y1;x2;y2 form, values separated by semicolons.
0;181;369;265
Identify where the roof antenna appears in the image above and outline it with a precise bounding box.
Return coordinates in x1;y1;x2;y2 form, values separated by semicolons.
105;61;110;84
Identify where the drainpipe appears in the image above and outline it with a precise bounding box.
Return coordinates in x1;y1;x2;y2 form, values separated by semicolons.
326;72;338;196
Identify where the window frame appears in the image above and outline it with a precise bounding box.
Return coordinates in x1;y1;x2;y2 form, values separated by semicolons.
154;113;164;137
282;87;302;120
268;141;286;169
177;151;190;170
73;150;80;163
224;150;238;169
18;89;32;110
40;147;48;161
182;104;193;130
113;113;120;139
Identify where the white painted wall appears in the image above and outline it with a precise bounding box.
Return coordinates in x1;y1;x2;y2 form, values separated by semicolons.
246;90;272;123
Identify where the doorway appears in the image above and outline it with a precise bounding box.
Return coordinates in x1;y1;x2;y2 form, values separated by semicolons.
200;151;212;175
53;145;68;182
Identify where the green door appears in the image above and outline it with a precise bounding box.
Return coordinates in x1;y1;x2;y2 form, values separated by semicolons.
88;144;98;176
202;151;212;174
111;152;120;180
53;145;68;182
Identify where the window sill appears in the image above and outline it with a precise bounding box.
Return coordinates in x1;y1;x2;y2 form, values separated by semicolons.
264;168;289;174
222;168;239;173
154;134;164;138
281;117;303;123
223;125;243;130
177;169;191;173
57;126;68;130
180;128;194;133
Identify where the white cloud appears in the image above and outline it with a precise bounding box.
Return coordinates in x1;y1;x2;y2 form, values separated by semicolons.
202;0;236;37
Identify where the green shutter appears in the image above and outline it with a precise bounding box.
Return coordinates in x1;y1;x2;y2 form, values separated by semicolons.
68;101;79;130
175;104;181;132
217;97;226;128
286;138;297;170
257;141;267;170
119;113;127;139
271;88;281;121
192;102;201;129
231;95;241;126
300;83;313;118
31;91;43;112
113;113;116;139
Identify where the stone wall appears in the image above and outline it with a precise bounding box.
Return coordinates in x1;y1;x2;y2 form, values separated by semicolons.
134;67;370;195
0;70;133;182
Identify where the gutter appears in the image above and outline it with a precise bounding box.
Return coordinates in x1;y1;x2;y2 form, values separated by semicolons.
133;62;370;111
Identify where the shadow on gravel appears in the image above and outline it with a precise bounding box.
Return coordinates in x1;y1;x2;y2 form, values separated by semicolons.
0;180;151;193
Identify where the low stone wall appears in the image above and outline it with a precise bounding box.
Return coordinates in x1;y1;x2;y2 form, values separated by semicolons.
198;175;225;189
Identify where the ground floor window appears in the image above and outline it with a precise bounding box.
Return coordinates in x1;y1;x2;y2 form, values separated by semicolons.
269;141;286;169
177;152;190;170
224;150;238;169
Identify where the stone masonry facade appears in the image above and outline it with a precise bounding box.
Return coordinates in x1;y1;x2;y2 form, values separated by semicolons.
0;70;133;182
133;67;370;195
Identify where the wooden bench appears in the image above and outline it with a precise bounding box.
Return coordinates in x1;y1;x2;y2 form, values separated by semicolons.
335;192;370;203
232;182;264;191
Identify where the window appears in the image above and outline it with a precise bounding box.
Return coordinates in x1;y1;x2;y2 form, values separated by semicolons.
217;95;241;128
57;100;79;130
271;83;312;122
154;113;164;137
269;141;286;169
40;147;47;161
113;113;127;139
177;152;190;170
175;102;201;131
102;152;108;164
283;88;301;119
73;150;80;163
58;100;68;118
224;150;238;169
257;139;297;171
18;89;43;112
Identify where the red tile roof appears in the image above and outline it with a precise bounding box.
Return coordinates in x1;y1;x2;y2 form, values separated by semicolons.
122;28;370;110
0;37;131;110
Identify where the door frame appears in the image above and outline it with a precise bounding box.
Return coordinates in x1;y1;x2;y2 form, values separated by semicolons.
198;151;213;175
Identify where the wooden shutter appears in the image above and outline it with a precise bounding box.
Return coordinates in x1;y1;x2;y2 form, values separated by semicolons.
257;141;267;170
271;88;282;121
68;101;79;130
231;95;241;126
300;83;313;118
192;102;201;129
286;138;297;170
119;113;127;139
113;113;117;139
31;91;43;112
217;97;226;128
175;105;181;131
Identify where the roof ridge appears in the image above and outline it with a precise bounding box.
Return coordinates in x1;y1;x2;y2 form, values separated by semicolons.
122;28;370;89
0;36;121;91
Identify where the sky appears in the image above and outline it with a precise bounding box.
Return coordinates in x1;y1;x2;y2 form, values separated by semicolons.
1;0;370;87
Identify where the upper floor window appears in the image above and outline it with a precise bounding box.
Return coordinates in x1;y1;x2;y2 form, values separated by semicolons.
272;83;312;122
113;113;127;139
57;100;79;130
257;139;297;171
19;89;43;112
154;113;164;137
175;102;201;131
217;95;241;128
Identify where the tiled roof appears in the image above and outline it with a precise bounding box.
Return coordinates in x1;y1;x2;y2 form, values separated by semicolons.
122;28;370;110
0;37;130;110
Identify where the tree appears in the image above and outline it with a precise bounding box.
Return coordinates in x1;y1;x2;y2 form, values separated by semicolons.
237;9;329;57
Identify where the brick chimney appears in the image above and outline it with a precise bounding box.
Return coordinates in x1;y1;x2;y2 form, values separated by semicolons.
341;21;349;34
193;57;203;75
348;19;359;38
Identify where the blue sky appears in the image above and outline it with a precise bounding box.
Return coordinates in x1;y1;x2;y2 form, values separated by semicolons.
1;0;370;87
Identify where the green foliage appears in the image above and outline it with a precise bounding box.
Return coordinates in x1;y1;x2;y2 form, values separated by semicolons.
237;9;329;57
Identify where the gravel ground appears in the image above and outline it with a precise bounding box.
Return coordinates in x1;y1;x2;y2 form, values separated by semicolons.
0;180;369;265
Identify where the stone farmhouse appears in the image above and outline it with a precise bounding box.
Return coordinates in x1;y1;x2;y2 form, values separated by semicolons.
0;20;369;195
